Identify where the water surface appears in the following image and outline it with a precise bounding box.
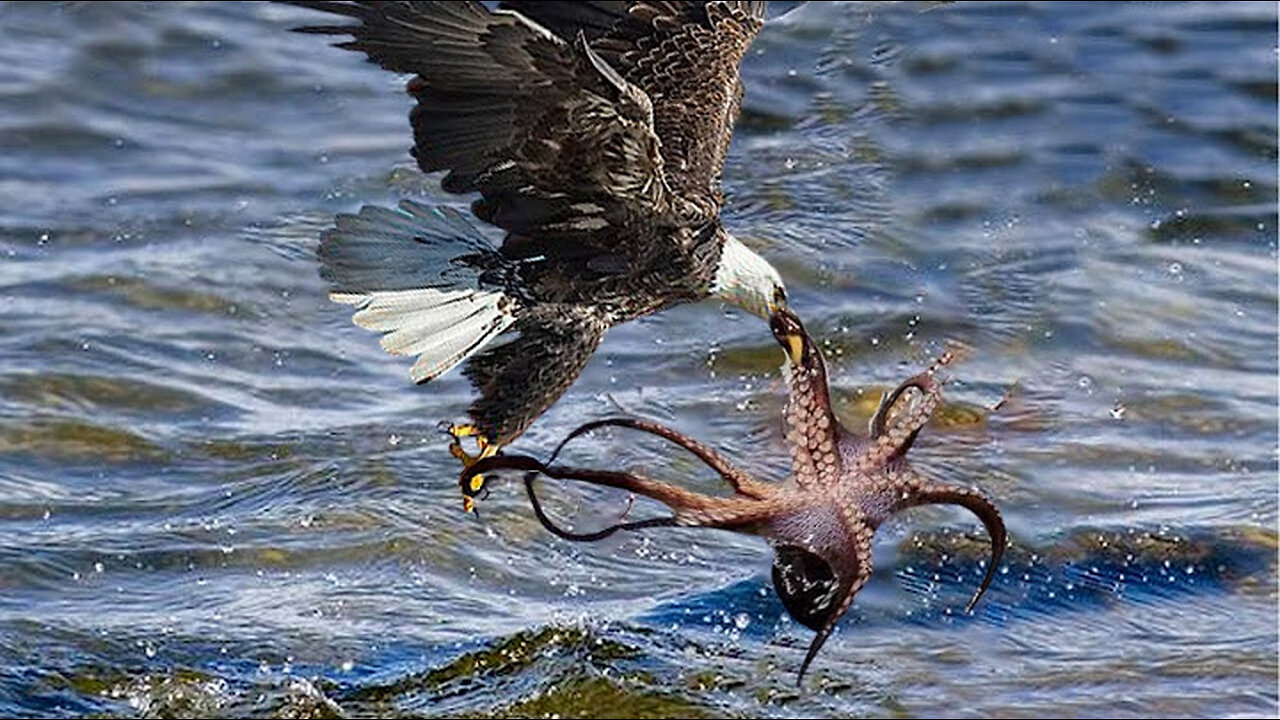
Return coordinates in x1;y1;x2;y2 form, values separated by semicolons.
0;1;1276;717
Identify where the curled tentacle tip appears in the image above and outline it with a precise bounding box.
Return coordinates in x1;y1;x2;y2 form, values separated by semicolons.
941;338;975;362
795;645;822;688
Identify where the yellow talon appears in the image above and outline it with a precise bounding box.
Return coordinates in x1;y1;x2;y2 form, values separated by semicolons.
449;439;497;466
448;427;497;514
449;441;473;463
448;423;483;440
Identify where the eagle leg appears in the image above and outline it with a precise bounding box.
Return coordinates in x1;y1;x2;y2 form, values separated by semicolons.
443;423;498;514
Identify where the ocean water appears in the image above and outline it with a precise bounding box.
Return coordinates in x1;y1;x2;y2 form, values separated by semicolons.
0;1;1275;717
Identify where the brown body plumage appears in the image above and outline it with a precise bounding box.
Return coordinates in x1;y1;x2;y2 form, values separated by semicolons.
466;309;1006;682
288;2;789;506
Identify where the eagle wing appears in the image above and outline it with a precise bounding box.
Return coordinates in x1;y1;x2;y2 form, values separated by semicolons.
285;1;707;258
499;1;768;217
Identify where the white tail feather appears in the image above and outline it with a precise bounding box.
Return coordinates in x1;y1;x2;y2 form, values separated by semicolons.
322;201;522;383
332;288;515;384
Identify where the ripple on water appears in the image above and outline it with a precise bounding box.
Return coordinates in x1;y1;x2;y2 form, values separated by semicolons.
0;1;1275;718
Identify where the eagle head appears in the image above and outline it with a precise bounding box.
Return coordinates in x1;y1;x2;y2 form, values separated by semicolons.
711;232;787;319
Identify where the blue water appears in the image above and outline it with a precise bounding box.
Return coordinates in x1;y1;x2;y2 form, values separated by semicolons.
0;2;1275;717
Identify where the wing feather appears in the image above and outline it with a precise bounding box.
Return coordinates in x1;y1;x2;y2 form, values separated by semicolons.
499;1;768;215
283;1;696;253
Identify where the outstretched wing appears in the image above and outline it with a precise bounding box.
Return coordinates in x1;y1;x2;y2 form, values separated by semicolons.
284;1;702;255
499;1;768;216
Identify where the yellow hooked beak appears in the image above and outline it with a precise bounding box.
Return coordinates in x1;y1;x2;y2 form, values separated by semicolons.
784;332;805;366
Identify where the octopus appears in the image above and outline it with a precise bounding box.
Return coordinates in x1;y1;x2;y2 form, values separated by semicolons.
464;309;1006;682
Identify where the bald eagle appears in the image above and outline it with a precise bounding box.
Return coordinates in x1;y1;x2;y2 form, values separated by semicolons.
287;1;789;507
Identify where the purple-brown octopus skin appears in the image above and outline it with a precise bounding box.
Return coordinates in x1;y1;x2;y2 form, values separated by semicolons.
464;308;1006;684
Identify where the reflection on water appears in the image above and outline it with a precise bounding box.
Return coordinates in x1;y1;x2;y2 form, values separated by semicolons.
0;1;1275;717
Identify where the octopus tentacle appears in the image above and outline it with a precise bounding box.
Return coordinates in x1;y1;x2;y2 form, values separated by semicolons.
869;348;956;442
869;373;938;440
522;471;678;541
542;417;775;499
464;451;786;533
466;453;709;512
770;311;843;490
890;471;1006;613
860;374;945;471
795;531;874;685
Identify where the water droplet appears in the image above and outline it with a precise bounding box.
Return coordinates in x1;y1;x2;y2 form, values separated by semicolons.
1109;402;1126;420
